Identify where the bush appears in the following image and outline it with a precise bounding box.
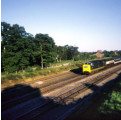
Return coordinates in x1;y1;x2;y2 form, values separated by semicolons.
99;77;121;115
1;61;80;85
24;73;36;78
99;91;121;114
59;66;69;71
1;77;8;84
8;74;22;80
1;74;23;83
35;65;41;71
25;67;34;72
38;71;49;76
50;69;57;73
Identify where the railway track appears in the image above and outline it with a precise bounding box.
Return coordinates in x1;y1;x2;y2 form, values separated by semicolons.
2;64;120;111
1;71;78;97
2;72;85;111
11;65;121;120
1;64;110;111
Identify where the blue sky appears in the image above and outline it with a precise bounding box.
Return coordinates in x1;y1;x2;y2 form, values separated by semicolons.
1;0;121;52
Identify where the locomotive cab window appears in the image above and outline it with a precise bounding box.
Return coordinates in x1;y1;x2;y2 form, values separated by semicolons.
90;63;94;66
84;66;88;68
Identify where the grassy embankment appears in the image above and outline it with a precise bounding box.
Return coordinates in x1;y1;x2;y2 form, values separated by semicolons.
1;60;87;87
1;57;110;88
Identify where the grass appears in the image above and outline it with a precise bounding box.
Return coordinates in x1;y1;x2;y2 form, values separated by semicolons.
1;74;23;83
1;60;85;87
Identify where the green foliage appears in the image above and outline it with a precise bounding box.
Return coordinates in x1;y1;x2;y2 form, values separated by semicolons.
1;22;57;73
34;65;41;71
98;79;121;115
25;65;41;73
99;91;121;114
1;60;79;84
38;71;49;76
56;45;79;61
103;50;118;57
1;74;23;83
1;21;121;75
74;55;80;61
35;33;57;68
1;22;33;72
25;67;34;72
50;69;57;73
118;50;121;56
24;73;36;78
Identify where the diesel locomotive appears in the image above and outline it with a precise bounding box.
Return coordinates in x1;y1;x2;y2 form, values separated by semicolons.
83;57;121;74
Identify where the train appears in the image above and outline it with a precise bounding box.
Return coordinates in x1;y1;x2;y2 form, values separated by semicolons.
83;57;121;75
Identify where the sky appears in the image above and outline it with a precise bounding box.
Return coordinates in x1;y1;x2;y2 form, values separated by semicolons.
1;0;121;52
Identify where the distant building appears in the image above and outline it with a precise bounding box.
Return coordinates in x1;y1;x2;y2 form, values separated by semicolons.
114;50;118;56
94;50;104;59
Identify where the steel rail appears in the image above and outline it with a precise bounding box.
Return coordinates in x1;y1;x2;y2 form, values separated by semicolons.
16;66;121;120
2;75;86;111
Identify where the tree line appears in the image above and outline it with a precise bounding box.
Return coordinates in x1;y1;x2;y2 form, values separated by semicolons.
1;22;80;73
1;22;121;73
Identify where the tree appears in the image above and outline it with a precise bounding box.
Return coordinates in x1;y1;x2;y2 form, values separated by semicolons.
118;50;121;57
80;52;90;61
56;46;64;62
65;45;79;60
35;34;56;68
103;50;117;57
1;22;11;52
70;46;78;61
1;22;36;73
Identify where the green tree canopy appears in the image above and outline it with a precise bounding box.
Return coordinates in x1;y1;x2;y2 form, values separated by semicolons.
35;33;57;68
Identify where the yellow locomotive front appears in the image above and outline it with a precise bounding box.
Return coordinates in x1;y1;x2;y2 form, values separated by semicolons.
83;62;91;74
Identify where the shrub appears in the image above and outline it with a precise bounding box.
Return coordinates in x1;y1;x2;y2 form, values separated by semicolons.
99;91;121;114
50;69;57;73
35;65;41;71
1;74;23;83
1;77;8;84
38;71;49;76
25;67;33;72
24;73;36;78
99;78;121;115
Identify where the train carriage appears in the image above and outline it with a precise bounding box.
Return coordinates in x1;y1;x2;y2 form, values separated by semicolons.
114;57;121;64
